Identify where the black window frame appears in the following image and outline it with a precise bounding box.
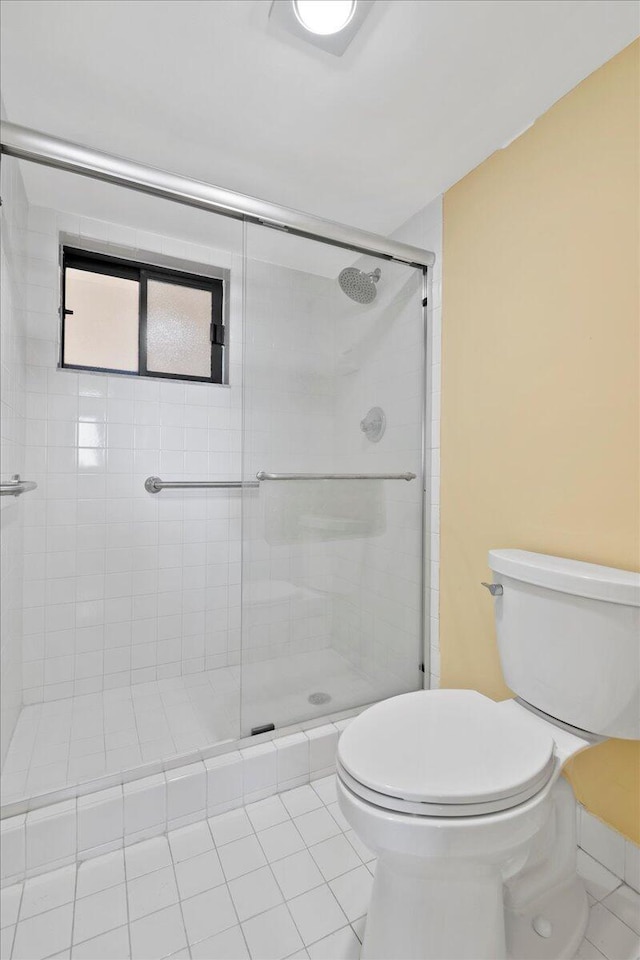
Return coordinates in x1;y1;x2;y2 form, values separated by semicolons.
61;247;226;384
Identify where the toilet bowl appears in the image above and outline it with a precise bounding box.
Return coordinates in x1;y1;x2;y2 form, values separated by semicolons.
336;550;640;960
337;691;592;960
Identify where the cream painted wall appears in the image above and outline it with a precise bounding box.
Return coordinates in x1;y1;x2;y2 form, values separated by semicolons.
440;40;639;842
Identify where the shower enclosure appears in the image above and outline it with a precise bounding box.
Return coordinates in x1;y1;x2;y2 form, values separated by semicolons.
0;122;434;815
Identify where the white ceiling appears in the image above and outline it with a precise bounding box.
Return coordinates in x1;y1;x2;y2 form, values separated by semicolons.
1;0;638;236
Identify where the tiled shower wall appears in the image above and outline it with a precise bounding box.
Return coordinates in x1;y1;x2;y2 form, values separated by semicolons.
20;207;244;704
0;155;29;760
14;193;442;710
18;208;348;705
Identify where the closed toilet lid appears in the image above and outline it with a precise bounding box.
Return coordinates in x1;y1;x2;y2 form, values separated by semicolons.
338;690;556;807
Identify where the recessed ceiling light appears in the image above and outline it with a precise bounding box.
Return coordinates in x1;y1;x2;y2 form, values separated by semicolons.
269;0;374;57
292;1;357;36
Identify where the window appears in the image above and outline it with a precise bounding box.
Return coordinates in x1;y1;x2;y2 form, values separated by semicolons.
61;248;225;383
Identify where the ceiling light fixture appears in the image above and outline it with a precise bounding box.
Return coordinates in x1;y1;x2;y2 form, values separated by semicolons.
292;0;357;36
269;0;374;57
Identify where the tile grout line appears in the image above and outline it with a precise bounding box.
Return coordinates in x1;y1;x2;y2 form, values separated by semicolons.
165;835;193;960
6;874;26;960
246;815;310;955
241;791;352;954
585;895;640;938
122;837;135;960
67;858;79;960
201;814;253;960
309;920;366;952
129;689;146;775
199;794;314;952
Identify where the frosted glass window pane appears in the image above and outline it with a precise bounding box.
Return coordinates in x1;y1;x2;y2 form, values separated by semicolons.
64;268;139;371
146;280;212;378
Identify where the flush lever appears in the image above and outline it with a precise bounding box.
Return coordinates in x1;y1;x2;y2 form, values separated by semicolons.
481;582;503;596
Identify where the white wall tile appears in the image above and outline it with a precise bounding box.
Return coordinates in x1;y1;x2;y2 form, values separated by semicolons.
26;801;76;872
333;719;352;735
205;752;243;813
123;772;166;837
275;733;309;785
77;786;124;853
240;743;277;795
18;209;245;708
166;763;206;825
577;849;624;901
0;814;26;883
580;809;626;879
306;725;338;776
624;840;640;894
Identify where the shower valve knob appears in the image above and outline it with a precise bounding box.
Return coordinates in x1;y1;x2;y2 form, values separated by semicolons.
360;407;386;443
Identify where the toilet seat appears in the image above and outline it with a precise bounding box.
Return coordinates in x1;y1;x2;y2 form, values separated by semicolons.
337;758;556;817
337;689;558;818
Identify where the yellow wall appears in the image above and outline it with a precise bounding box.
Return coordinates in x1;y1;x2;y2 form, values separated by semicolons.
440;40;640;843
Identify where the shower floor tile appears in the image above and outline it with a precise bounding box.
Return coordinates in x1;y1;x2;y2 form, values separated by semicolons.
240;650;379;736
1;651;379;805
1;775;633;960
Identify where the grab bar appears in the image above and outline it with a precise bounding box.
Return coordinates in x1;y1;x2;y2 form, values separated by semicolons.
256;471;416;481
145;476;259;494
0;474;38;497
145;472;416;492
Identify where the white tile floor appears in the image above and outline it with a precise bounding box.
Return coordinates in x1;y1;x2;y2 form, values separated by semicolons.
1;775;638;960
1;652;379;804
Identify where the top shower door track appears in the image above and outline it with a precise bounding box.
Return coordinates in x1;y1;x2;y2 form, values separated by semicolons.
0;122;435;269
255;471;417;481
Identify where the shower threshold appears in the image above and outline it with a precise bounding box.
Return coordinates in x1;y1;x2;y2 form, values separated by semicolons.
1;649;380;807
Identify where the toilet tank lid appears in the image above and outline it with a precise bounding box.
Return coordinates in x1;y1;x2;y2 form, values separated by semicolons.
489;550;640;606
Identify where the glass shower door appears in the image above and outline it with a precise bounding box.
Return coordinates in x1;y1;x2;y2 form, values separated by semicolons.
240;224;426;736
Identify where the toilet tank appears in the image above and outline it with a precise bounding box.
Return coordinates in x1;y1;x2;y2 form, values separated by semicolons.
488;550;640;739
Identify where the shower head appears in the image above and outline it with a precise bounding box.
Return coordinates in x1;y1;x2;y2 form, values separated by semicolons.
338;267;381;304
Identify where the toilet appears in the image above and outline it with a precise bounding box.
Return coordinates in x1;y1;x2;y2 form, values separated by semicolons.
336;550;640;960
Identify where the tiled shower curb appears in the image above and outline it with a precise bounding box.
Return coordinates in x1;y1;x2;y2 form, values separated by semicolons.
0;720;348;887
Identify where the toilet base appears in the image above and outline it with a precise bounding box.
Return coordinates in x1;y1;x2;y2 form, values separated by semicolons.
505;873;588;960
339;773;589;960
360;857;588;960
361;855;507;960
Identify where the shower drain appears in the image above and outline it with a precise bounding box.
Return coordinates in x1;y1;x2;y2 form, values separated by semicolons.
308;692;332;705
